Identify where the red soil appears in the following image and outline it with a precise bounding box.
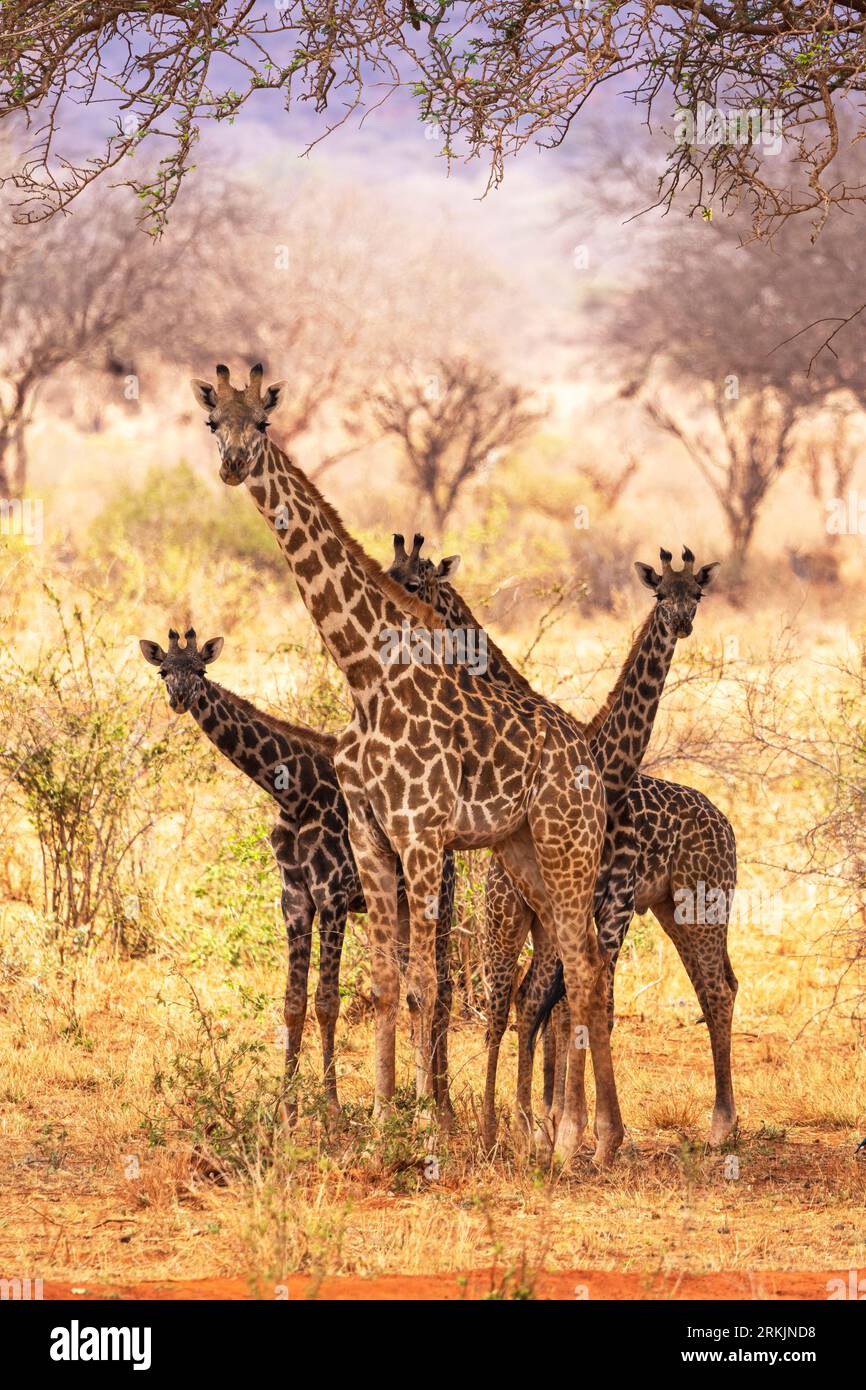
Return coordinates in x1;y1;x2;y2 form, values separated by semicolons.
41;1268;845;1300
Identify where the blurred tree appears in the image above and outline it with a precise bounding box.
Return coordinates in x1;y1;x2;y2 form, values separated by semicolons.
368;355;543;530
0;146;517;495
0;206;159;497
1;3;865;239
601;208;866;568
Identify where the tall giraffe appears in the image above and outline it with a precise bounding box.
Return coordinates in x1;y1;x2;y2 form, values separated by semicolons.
139;626;456;1118
388;537;736;1147
191;362;621;1165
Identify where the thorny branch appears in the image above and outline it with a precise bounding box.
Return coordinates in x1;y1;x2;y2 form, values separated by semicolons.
2;3;866;234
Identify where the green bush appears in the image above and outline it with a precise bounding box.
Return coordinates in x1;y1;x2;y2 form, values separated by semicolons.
85;460;286;604
0;587;201;955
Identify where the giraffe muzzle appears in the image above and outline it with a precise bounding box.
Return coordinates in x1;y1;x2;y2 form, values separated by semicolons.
220;457;249;485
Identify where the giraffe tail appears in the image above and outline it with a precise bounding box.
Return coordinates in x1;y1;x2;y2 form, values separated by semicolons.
528;959;565;1053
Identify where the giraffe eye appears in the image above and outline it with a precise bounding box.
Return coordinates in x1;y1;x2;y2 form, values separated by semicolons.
207;420;217;432
257;420;268;433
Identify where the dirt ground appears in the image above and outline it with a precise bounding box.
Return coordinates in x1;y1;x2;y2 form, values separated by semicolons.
4;996;865;1302
36;1269;853;1301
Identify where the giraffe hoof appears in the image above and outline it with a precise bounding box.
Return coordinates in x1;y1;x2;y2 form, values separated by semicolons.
372;1098;394;1124
591;1124;624;1168
552;1118;584;1169
513;1118;535;1161
591;1140;619;1169
709;1111;738;1147
532;1117;555;1161
278;1100;298;1135
480;1120;497;1152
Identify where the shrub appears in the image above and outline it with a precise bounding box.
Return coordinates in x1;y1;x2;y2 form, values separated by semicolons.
0;587;200;955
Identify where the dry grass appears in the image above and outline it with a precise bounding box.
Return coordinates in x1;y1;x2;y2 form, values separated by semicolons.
2;431;866;1295
2;888;865;1289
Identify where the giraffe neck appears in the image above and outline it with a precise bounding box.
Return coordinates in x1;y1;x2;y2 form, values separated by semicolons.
245;440;441;701
430;580;677;797
433;583;536;696
585;607;678;800
189;675;336;809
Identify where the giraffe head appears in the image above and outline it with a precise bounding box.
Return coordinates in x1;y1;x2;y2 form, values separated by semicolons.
190;363;286;484
387;533;460;603
634;547;719;638
139;628;225;713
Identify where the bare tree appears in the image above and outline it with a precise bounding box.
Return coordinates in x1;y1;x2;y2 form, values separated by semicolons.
0;161;258;494
0;204;162;496
641;391;802;569
601;205;866;569
804;407;864;504
368;355;542;530
2;4;866;239
0;143;521;496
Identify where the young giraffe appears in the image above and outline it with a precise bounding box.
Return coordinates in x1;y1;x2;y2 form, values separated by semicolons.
191;362;621;1166
389;538;737;1147
138;626;456;1118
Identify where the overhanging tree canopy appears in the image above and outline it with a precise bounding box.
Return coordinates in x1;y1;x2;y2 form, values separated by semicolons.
1;2;865;236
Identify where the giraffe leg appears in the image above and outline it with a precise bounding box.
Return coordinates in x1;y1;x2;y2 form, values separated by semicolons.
514;915;559;1148
494;810;622;1169
542;1004;556;1113
523;983;575;1159
398;840;446;1116
278;878;315;1125
568;886;628;1140
313;899;347;1119
482;859;532;1150
346;816;400;1119
550;997;572;1127
523;852;636;1151
529;787;622;1168
432;852;456;1125
651;894;738;1144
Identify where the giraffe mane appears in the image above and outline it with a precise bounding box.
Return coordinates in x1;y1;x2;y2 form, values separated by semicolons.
209;680;338;754
438;583;537;698
275;446;444;631
584;608;656;740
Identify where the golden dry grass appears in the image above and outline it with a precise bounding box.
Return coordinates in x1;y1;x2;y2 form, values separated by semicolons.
2;438;866;1296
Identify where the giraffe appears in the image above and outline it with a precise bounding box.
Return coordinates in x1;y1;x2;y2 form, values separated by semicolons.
388;537;737;1147
190;362;621;1166
138;626;456;1119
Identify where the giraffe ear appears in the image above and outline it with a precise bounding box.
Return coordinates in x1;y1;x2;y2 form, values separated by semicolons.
190;379;217;411
262;380;288;414
695;561;720;589
436;555;461;580
634;561;661;591
139;639;167;666
199;637;224;665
